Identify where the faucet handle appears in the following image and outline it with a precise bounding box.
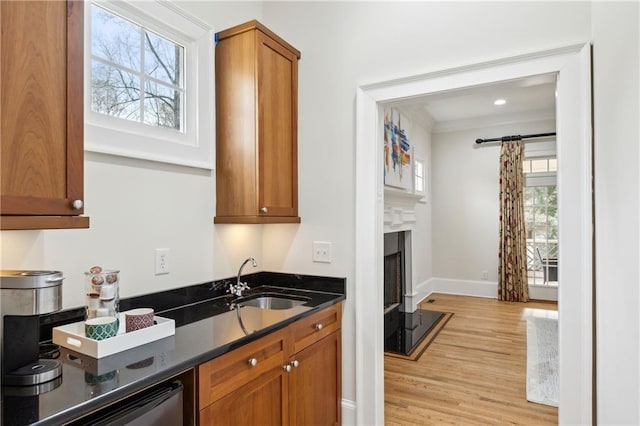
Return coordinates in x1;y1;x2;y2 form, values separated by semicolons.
228;283;239;295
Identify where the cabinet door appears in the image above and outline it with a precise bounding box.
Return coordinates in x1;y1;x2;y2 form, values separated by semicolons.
289;331;342;426
199;366;289;426
1;1;84;219
256;31;298;218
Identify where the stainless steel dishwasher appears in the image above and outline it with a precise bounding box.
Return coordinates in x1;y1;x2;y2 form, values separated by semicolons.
71;380;183;425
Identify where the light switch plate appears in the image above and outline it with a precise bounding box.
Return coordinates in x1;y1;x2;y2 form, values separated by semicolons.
312;241;332;263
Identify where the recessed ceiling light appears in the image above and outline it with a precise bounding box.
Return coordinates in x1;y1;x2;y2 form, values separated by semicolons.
494;99;506;106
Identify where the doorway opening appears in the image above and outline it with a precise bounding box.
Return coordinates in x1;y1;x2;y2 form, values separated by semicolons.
355;43;592;425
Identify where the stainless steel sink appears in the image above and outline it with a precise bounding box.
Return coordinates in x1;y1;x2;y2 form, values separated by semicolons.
235;293;309;310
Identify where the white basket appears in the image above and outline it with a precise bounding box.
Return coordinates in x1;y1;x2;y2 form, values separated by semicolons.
53;313;175;358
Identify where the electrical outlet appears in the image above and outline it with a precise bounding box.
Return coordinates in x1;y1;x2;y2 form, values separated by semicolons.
155;248;170;275
312;241;332;263
481;270;488;280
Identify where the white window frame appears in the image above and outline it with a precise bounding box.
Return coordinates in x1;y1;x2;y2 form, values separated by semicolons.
524;156;557;187
85;0;215;169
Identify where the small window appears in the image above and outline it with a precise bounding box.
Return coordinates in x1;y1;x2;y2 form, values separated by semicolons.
91;5;184;130
414;158;425;194
85;1;214;169
523;157;557;174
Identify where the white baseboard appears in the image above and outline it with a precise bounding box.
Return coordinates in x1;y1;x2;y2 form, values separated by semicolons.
405;278;494;311
430;277;498;299
342;399;356;425
405;278;556;310
405;278;434;311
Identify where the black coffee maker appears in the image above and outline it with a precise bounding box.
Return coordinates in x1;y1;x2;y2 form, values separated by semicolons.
1;270;65;388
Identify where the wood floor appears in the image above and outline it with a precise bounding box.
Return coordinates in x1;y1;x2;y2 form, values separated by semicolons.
385;293;558;425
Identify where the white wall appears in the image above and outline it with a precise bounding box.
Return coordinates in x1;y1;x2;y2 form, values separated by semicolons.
0;2;265;309
431;120;555;285
592;2;640;424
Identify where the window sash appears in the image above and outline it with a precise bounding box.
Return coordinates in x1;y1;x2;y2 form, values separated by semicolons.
90;4;185;130
84;0;215;169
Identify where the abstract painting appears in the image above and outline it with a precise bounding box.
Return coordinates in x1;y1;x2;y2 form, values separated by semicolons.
384;108;412;189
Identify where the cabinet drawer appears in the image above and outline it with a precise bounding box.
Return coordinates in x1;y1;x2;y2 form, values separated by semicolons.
290;303;342;354
198;328;287;408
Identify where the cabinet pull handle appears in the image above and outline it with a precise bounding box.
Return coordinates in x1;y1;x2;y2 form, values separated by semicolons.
315;323;323;331
291;360;300;368
72;200;83;210
260;207;268;213
248;358;258;367
283;364;292;372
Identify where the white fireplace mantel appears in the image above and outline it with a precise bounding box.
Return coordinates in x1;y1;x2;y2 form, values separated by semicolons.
383;207;416;233
383;186;424;233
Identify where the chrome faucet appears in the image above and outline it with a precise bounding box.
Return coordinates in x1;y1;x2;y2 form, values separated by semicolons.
229;257;257;297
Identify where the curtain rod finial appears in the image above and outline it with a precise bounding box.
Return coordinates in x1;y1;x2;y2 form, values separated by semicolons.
475;138;483;144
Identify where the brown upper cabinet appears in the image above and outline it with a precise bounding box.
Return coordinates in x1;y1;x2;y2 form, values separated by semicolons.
214;20;301;224
1;0;88;230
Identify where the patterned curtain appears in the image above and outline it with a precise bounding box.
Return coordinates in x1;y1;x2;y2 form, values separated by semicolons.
498;141;529;302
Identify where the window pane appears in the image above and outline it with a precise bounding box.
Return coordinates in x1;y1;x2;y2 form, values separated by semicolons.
522;160;531;174
91;62;141;122
144;81;181;129
525;184;558;285
144;31;183;86
530;159;548;173
92;5;141;71
524;187;534;205
415;176;423;192
548;158;557;172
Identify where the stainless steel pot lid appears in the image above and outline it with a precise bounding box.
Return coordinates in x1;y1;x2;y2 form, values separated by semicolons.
0;270;65;289
2;359;63;387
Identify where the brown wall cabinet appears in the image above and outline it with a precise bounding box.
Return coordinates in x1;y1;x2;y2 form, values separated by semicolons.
0;0;88;230
214;20;301;224
198;303;342;425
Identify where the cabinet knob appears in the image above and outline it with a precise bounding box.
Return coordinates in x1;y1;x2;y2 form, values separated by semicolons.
283;364;292;372
72;200;83;210
291;360;300;368
315;323;323;331
260;207;268;213
248;358;258;367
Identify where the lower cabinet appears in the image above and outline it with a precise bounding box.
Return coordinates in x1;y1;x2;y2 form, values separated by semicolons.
198;303;342;426
289;331;341;425
200;367;288;425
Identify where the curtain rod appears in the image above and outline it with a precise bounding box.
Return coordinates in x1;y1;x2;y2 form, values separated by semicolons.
475;132;556;144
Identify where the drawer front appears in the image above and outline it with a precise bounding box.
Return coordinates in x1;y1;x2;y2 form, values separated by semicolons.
198;328;287;408
291;303;342;354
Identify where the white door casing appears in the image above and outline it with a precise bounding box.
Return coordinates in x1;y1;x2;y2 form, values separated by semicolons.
355;44;592;425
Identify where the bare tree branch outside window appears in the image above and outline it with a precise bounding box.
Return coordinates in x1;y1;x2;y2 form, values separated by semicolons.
91;5;183;131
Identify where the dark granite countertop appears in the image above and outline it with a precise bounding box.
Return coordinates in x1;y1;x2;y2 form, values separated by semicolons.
1;272;345;426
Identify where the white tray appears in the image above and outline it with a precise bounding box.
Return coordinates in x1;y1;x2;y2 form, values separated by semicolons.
59;335;175;376
53;313;175;358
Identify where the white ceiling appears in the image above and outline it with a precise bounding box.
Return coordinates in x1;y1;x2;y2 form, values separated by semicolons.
391;73;557;133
